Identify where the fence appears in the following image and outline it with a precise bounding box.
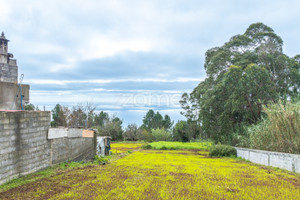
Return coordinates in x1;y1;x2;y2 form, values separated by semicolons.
235;147;300;173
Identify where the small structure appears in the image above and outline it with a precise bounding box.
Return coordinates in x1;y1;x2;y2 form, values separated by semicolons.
96;136;112;156
0;32;30;110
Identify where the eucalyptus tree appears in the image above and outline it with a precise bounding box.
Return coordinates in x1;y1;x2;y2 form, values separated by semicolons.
181;22;300;142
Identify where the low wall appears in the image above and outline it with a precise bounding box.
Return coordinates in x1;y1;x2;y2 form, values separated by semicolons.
48;128;95;164
0;111;96;185
235;147;300;173
50;137;95;164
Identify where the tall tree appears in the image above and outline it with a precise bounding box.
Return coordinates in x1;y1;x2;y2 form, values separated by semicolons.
51;104;69;127
94;111;109;127
141;109;173;131
181;22;300;143
98;115;123;140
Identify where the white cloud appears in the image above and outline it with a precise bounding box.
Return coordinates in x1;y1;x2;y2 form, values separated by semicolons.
26;77;204;85
80;34;155;60
0;0;11;24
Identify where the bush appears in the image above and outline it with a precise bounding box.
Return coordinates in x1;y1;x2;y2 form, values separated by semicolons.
123;124;142;141
94;155;108;165
141;144;152;149
173;121;202;142
249;100;300;154
160;146;167;150
209;144;237;157
151;128;172;141
140;129;155;142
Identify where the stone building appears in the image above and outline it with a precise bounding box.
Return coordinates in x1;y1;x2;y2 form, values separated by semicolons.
0;32;30;110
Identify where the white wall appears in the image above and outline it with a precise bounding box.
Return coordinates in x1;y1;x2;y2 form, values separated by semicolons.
235;147;300;173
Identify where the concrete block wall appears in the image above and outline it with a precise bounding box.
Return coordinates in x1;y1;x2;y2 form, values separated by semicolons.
0;111;96;185
50;137;95;165
48;128;95;164
235;147;300;173
0;111;51;185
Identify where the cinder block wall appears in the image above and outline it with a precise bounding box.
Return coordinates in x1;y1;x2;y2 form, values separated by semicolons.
0;111;51;185
50;137;95;165
0;111;96;185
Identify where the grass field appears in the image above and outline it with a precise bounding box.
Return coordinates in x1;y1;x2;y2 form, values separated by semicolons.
149;141;212;150
1;142;300;199
110;142;145;154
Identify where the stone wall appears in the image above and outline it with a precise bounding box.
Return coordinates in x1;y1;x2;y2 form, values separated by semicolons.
235;147;300;173
0;111;50;185
0;111;96;185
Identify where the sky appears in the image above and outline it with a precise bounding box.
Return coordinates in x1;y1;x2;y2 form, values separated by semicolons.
1;0;300;127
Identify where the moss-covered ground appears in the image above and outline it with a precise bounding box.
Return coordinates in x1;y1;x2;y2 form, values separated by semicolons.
1;142;300;199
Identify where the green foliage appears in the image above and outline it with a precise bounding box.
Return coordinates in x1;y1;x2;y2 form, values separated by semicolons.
179;93;199;121
93;155;109;164
173;120;202;142
160;145;167;150
141;109;173;131
249;100;300;154
149;141;212;150
141;144;152;149
0;161;96;192
139;129;154;142
51;104;69;127
173;121;190;142
139;128;172;142
123;123;142;141
209;144;237;157
180;22;300;143
151;128;172;141
94;111;109;127
97;115;123;140
24;103;35;110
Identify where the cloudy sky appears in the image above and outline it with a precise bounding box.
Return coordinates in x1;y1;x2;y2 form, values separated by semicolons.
1;0;299;126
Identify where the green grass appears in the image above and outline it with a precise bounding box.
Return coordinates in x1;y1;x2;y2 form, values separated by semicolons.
0;167;55;193
149;141;213;150
0;160;110;192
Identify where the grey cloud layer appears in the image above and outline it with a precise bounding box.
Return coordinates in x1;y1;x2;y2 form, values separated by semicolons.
1;0;300;125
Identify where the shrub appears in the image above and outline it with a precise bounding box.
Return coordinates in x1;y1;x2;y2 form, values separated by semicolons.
172;120;202;142
141;144;152;149
123;124;142;141
160;146;167;150
249;100;300;154
94;155;108;165
151;128;172;141
140;129;155;142
209;144;237;157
